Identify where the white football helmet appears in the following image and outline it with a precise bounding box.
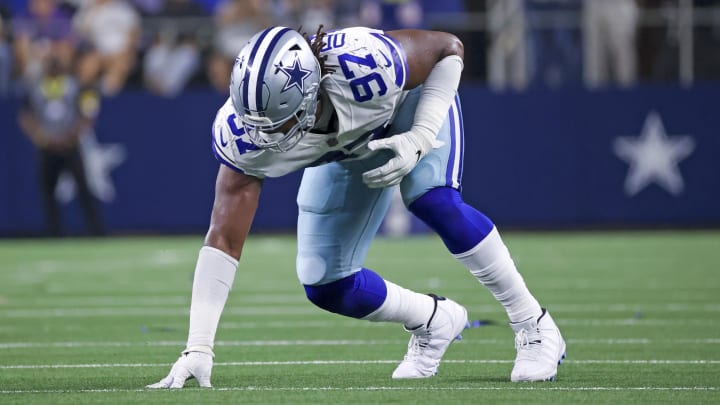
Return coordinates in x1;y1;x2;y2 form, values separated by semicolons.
229;27;322;152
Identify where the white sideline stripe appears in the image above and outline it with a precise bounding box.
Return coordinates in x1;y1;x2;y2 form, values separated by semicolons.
0;307;318;317
0;340;402;349
0;386;717;395
2;359;719;370
2;303;719;318
0;319;714;331
222;319;720;328
19;294;306;307
2;338;720;349
558;319;713;326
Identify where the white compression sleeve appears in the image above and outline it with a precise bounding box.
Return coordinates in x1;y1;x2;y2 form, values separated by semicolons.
185;246;238;356
361;279;435;328
410;55;464;151
453;228;542;323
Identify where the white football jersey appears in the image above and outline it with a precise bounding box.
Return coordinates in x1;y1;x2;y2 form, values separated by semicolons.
211;27;409;178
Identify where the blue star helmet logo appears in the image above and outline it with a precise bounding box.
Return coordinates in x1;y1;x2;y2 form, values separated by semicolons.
277;56;313;93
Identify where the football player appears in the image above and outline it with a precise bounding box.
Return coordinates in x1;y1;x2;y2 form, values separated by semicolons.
148;26;565;388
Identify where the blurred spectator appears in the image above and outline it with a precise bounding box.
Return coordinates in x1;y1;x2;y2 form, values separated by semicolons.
143;0;207;97
132;0;165;15
0;4;11;96
582;0;639;88
423;0;466;27
526;0;583;89
486;0;529;91
694;0;720;81
360;0;424;30
17;56;104;236
300;0;337;30
273;0;302;27
73;0;141;96
273;0;337;29
335;0;365;26
152;0;210;34
11;0;76;85
635;0;684;83
206;0;271;93
193;0;223;14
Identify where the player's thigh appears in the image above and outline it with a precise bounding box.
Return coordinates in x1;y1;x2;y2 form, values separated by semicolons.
296;161;394;285
389;91;464;205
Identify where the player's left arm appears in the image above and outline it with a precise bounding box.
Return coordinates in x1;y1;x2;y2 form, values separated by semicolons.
362;30;464;188
385;29;464;90
147;165;262;389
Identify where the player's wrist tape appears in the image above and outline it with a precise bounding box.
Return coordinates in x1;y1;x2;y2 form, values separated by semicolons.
199;245;239;267
184;345;215;358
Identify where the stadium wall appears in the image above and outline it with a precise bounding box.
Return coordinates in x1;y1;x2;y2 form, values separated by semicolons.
1;84;718;236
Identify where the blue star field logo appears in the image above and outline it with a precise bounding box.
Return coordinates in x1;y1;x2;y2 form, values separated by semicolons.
278;57;312;93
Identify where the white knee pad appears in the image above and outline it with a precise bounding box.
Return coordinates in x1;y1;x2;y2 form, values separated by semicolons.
296;253;328;285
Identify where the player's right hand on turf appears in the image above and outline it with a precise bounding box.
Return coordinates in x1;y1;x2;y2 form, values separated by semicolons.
146;351;213;389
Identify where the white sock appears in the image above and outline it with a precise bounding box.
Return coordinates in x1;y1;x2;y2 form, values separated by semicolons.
185;246;238;356
454;227;541;323
362;279;435;328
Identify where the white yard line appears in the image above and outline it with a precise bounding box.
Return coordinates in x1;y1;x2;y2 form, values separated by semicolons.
1;338;719;350
1;303;720;318
0;319;715;334
220;319;720;329
0;386;717;395
10;294;306;307
0;307;319;317
1;359;719;370
0;340;403;349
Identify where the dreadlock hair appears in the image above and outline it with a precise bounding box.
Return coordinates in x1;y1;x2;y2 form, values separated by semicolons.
299;25;337;76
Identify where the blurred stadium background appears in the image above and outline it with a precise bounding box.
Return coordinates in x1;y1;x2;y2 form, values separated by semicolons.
0;0;718;236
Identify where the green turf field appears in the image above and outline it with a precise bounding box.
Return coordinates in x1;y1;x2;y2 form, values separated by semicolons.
0;231;718;404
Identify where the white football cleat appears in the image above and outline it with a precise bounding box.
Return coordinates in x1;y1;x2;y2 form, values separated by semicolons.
146;351;214;389
510;308;566;382
392;294;468;379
